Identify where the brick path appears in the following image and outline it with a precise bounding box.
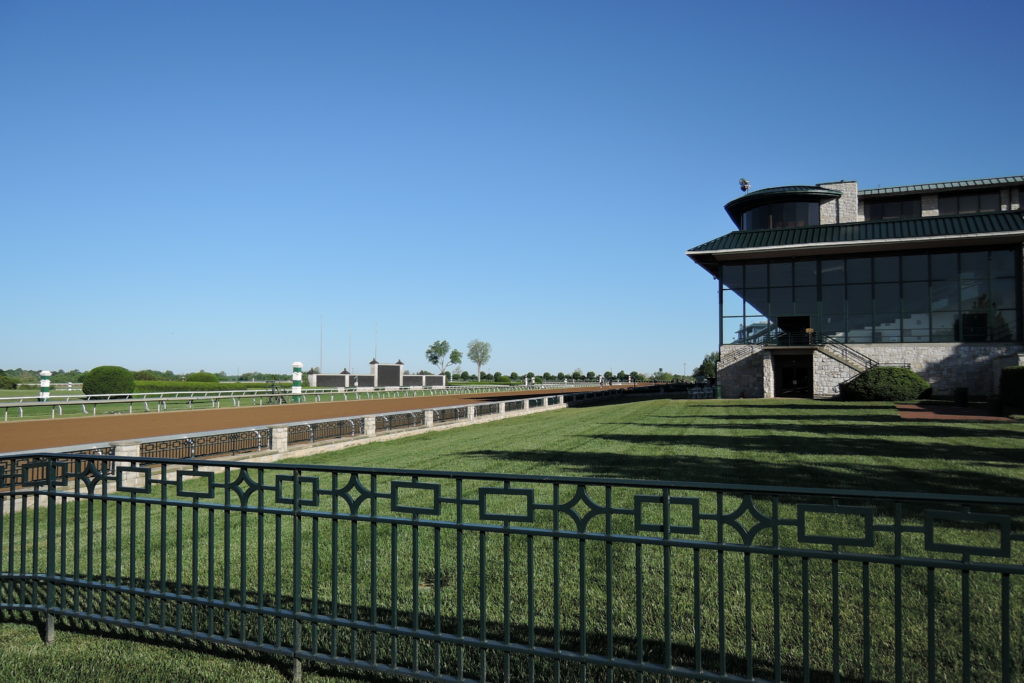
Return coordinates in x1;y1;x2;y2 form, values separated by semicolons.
894;403;1013;422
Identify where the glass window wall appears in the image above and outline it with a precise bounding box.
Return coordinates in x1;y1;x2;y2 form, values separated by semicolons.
741;202;821;230
719;248;1021;344
937;191;1002;216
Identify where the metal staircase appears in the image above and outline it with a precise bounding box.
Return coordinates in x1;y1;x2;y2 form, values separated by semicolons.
818;337;879;373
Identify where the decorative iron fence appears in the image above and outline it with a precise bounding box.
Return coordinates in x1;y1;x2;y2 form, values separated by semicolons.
140;429;271;459
376;411;426;433
433;407;469;424
504;400;525;412
287;420;365;445
474;404;499;417
2;454;1021;681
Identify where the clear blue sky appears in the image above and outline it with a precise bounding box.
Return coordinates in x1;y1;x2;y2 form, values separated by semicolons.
3;1;1022;376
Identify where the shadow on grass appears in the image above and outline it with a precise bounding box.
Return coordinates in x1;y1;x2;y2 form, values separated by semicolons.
596;421;1024;448
464;448;1022;497
0;582;831;683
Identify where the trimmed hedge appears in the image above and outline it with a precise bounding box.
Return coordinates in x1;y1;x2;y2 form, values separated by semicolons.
184;371;220;383
134;381;272;393
999;366;1024;413
81;366;136;395
841;366;930;401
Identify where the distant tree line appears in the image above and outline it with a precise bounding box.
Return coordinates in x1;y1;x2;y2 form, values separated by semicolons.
0;367;293;387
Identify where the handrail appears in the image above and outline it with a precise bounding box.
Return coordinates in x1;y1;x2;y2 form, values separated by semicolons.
820;336;879;371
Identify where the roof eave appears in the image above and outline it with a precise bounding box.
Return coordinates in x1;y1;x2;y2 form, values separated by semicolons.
686;230;1024;265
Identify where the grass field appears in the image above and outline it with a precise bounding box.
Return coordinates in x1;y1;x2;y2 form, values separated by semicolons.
2;399;1022;681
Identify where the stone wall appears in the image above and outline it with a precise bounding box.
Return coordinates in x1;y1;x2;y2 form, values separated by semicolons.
818;181;859;224
718;346;766;398
820;343;1024;397
720;343;1023;399
812;352;861;397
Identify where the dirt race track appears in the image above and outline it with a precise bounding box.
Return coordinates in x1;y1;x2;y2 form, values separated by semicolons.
0;387;613;453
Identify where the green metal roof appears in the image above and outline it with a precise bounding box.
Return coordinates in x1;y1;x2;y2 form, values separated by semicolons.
860;175;1024;196
688;211;1024;254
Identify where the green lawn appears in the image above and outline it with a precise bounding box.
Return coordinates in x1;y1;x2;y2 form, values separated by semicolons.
2;399;1022;681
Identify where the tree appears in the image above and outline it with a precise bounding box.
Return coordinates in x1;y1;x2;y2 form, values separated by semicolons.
0;371;17;390
466;339;491;381
603;371;613;380
571;369;582;380
425;340;462;375
697;352;720;380
586;371;596;380
616;370;627;381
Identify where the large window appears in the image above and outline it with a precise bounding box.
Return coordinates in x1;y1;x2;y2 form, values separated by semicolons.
864;197;921;221
740;202;820;230
720;248;1020;344
937;191;1001;216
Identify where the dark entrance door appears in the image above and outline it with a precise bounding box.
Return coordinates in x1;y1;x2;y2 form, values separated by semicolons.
773;354;813;398
777;316;812;345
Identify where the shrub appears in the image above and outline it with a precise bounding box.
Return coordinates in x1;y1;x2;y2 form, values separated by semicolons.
841;366;930;401
0;371;17;390
81;366;136;395
999;366;1024;412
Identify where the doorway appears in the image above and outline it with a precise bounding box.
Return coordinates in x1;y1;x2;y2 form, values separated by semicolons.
773;354;813;398
777;316;812;345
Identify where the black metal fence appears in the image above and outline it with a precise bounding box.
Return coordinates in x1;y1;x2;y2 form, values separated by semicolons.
2;454;1021;681
287;420;365;445
433;407;469;424
140;429;272;459
377;412;426;432
474;404;499;417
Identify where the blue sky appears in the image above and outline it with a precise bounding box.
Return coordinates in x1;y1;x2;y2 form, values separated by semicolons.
2;1;1022;376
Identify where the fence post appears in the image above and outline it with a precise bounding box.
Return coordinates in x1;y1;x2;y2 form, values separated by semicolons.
44;457;57;644
271;426;290;451
423;410;434;428
39;370;51;402
497;402;506;416
291;362;303;403
364;416;376;437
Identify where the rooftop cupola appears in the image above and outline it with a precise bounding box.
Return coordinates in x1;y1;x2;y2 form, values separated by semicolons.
724;185;842;230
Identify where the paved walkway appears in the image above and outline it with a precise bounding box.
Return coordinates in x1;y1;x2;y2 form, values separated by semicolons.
894;403;1013;422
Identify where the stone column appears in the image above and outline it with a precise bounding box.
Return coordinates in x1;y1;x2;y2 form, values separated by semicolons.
271;425;289;451
113;441;140;459
364;416;377;437
497;402;506;415
423;410;434;427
